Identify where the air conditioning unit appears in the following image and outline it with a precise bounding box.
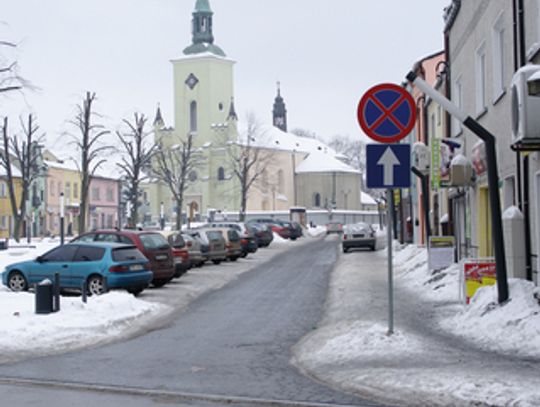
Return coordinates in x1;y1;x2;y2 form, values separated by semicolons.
511;65;540;143
449;154;474;187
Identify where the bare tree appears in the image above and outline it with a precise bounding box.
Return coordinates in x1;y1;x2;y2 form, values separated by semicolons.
154;134;197;230
115;113;156;227
0;115;44;241
327;134;366;172
68;92;111;234
228;114;273;221
0;39;28;95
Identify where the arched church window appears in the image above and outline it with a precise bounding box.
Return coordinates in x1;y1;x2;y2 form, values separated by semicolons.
190;101;198;133
217;167;225;181
201;17;206;32
314;193;321;208
189;170;198;182
277;170;284;194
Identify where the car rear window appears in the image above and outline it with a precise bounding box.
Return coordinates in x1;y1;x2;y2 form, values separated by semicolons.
112;247;147;261
139;233;169;250
228;230;240;242
207;231;223;241
74;246;105;262
167;233;185;248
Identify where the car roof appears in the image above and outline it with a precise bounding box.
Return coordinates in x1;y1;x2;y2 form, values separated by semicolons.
66;241;135;249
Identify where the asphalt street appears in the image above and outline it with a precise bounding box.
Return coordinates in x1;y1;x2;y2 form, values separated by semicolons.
0;238;386;407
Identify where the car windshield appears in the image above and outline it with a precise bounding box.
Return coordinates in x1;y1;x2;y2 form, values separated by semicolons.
167;233;185;248
139;233;170;250
112;247;147;261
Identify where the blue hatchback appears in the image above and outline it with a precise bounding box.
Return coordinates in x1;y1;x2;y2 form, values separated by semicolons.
2;242;153;296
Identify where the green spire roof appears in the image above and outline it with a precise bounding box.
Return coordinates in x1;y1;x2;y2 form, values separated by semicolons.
195;0;212;13
183;0;226;57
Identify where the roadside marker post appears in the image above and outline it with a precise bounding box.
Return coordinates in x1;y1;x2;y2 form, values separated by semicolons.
358;83;416;335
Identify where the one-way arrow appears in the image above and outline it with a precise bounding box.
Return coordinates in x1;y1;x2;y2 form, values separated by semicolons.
377;147;400;186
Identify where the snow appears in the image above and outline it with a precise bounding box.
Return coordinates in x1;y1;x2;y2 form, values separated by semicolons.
451;153;470;166
295;151;359;174
503;205;524;220
0;165;22;178
360;191;377;205
306;225;326;237
272;231;288;243
293;243;540;406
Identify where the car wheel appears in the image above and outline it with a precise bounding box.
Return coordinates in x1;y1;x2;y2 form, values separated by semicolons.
87;275;105;296
291;237;297;241
343;247;349;253
241;252;248;258
212;259;221;265
127;286;145;296
230;256;238;262
152;279;168;288
8;271;28;292
371;245;376;251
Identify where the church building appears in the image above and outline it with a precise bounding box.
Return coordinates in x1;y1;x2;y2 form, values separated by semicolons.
142;0;364;224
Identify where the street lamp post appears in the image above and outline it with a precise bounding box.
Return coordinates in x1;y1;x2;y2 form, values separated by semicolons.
60;192;65;245
160;201;165;230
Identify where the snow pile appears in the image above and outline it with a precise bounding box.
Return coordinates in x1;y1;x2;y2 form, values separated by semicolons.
272;232;289;243
0;288;167;361
306;225;326;237
441;279;540;358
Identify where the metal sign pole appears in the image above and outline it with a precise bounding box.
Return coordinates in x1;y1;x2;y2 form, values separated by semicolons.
387;188;394;335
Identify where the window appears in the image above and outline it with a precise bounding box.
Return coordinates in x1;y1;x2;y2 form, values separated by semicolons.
0;215;7;230
189;171;198;182
73;183;78;198
92;187;101;201
277;170;285;194
74;234;96;243
73;246;105;262
452;75;463;136
106;187;114;202
106;214;114;228
95;233;118;243
118;235;134;245
65;182;71;199
217;167;225;181
0;181;6;198
437;105;442;126
41;245;78;262
314;193;321;207
503;176;516;209
475;42;487;115
492;12;506;102
50;180;55;197
139;233;168;250
190;101;198;133
112;247;146;262
57;182;62;197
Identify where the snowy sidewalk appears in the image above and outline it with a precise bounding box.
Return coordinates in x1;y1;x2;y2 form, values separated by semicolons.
292;243;540;407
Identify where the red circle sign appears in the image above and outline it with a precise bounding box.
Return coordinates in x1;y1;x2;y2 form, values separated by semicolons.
357;83;416;143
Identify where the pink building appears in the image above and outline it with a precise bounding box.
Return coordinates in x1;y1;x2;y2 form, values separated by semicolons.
88;176;120;230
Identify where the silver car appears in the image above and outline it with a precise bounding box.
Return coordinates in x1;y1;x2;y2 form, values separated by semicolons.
341;223;376;253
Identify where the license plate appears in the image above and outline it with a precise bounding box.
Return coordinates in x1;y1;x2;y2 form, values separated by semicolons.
174;258;182;264
155;254;168;261
130;264;144;271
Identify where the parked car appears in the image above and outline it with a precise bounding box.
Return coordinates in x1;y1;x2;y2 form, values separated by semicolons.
160;231;190;278
326;221;344;235
182;233;206;267
2;242;153;296
246;222;273;247
205;222;257;257
341;222;376;252
247;218;293;239
72;230;175;287
194;228;228;264
209;227;242;261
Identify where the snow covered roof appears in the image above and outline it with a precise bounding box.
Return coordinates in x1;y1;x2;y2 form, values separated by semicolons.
361;192;377;206
295;152;360;174
237;123;337;156
0;165;22;178
45;159;79;172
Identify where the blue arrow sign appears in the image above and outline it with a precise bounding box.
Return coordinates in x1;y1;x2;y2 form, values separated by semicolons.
366;144;411;188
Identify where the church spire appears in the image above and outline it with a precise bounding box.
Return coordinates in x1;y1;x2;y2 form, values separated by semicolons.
183;0;226;57
272;81;287;132
153;103;164;128
227;97;238;121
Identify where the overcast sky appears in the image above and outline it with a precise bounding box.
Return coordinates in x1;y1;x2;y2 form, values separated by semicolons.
2;0;449;148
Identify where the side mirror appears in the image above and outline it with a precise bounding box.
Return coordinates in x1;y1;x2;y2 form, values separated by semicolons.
36;256;43;263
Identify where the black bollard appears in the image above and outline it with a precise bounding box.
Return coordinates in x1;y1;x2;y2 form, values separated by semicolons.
54;272;61;312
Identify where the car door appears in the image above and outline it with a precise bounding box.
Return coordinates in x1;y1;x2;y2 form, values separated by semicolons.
30;245;79;286
70;245;106;288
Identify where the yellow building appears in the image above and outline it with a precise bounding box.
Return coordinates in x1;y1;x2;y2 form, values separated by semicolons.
0;166;23;239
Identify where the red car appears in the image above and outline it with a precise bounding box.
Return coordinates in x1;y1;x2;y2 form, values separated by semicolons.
72;230;176;287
